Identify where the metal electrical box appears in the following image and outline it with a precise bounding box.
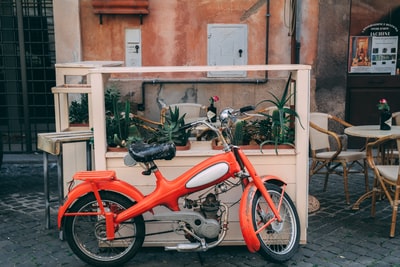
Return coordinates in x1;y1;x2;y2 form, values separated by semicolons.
125;29;142;67
207;24;248;77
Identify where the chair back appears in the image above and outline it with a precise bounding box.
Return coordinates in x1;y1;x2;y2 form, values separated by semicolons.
397;138;400;158
169;103;204;119
309;112;331;151
263;106;289;115
397;138;400;181
161;103;205;123
392;112;400;125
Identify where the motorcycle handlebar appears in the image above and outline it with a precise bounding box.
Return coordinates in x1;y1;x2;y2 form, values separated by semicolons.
239;105;255;113
180;123;193;131
179;105;256;132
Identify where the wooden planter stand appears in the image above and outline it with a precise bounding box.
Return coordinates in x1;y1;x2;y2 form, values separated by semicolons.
82;64;310;245
106;141;298;245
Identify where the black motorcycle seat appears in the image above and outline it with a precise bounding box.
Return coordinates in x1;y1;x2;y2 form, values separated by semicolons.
128;142;176;162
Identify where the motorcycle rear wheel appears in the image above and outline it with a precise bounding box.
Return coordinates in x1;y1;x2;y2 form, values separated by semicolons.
64;191;145;267
251;183;300;263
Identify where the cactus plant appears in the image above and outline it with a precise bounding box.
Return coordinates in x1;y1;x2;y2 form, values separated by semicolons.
232;120;245;146
106;98;144;148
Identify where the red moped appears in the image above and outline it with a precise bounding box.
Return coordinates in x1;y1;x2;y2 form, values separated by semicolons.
57;106;300;266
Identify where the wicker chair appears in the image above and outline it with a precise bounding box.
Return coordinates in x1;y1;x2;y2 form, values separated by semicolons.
393;112;400;125
309;112;369;204
160;103;206;124
384;112;400;164
366;134;400;237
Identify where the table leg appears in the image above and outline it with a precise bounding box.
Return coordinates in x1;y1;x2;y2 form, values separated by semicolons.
57;152;64;205
352;191;373;210
352;173;380;210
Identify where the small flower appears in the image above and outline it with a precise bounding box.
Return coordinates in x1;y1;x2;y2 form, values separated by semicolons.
377;98;390;112
209;95;219;105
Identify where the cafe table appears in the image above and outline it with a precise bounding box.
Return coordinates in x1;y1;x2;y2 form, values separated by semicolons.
344;125;400;139
344;125;400;209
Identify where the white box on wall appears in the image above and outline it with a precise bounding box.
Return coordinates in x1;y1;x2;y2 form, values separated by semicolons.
125;29;142;67
207;24;248;77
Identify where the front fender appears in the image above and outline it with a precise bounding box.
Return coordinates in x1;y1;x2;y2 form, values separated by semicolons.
57;179;145;229
239;175;286;253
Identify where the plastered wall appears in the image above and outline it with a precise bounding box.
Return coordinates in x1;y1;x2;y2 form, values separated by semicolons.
53;0;319;119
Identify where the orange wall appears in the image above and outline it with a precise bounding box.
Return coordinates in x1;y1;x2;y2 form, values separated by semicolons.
78;0;315;70
74;0;319;115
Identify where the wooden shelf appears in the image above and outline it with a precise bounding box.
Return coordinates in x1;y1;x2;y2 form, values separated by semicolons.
92;0;149;15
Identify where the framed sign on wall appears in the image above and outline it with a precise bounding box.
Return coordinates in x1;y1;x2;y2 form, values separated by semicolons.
348;23;398;75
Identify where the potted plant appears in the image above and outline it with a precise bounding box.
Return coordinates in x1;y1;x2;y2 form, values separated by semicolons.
211;118;272;150
256;73;303;153
233;118;272;147
212;73;302;153
105;86;148;150
149;106;191;150
69;93;89;126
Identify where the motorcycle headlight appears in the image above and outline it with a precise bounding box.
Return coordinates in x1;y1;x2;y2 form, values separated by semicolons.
219;108;234;123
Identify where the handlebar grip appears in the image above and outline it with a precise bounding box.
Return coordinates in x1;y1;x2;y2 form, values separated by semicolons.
239;105;255;113
180;123;193;131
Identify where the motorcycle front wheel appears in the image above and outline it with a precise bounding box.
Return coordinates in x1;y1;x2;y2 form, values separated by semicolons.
251;183;300;263
63;191;145;267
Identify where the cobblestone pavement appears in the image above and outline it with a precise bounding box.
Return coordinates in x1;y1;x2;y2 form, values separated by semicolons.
1;154;400;266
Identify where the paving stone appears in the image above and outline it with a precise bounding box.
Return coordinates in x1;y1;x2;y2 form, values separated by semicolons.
1;157;400;266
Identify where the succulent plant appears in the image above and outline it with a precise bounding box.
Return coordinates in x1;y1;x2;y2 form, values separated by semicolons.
150;106;191;146
256;73;303;152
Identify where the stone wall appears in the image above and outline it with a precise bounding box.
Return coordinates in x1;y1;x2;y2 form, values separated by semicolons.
314;0;351;119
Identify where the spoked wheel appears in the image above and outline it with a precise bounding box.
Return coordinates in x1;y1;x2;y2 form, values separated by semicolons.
251;183;300;263
64;191;145;267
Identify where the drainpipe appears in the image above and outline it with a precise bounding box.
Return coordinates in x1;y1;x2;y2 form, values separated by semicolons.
266;0;270;71
290;0;298;64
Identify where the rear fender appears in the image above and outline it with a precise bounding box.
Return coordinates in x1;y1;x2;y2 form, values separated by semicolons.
239;175;286;253
57;180;145;229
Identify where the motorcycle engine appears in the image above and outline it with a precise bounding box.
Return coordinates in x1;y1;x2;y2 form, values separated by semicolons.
184;193;221;242
201;193;220;220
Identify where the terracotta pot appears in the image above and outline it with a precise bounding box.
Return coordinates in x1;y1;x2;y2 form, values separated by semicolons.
175;141;191;151
107;146;128;152
69;123;89;127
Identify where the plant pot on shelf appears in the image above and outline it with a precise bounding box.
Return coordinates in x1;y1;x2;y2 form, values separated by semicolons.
107;146;128;152
70;123;90;129
175;141;191;151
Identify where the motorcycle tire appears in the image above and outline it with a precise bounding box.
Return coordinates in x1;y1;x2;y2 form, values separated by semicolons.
251;183;300;263
64;191;145;267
